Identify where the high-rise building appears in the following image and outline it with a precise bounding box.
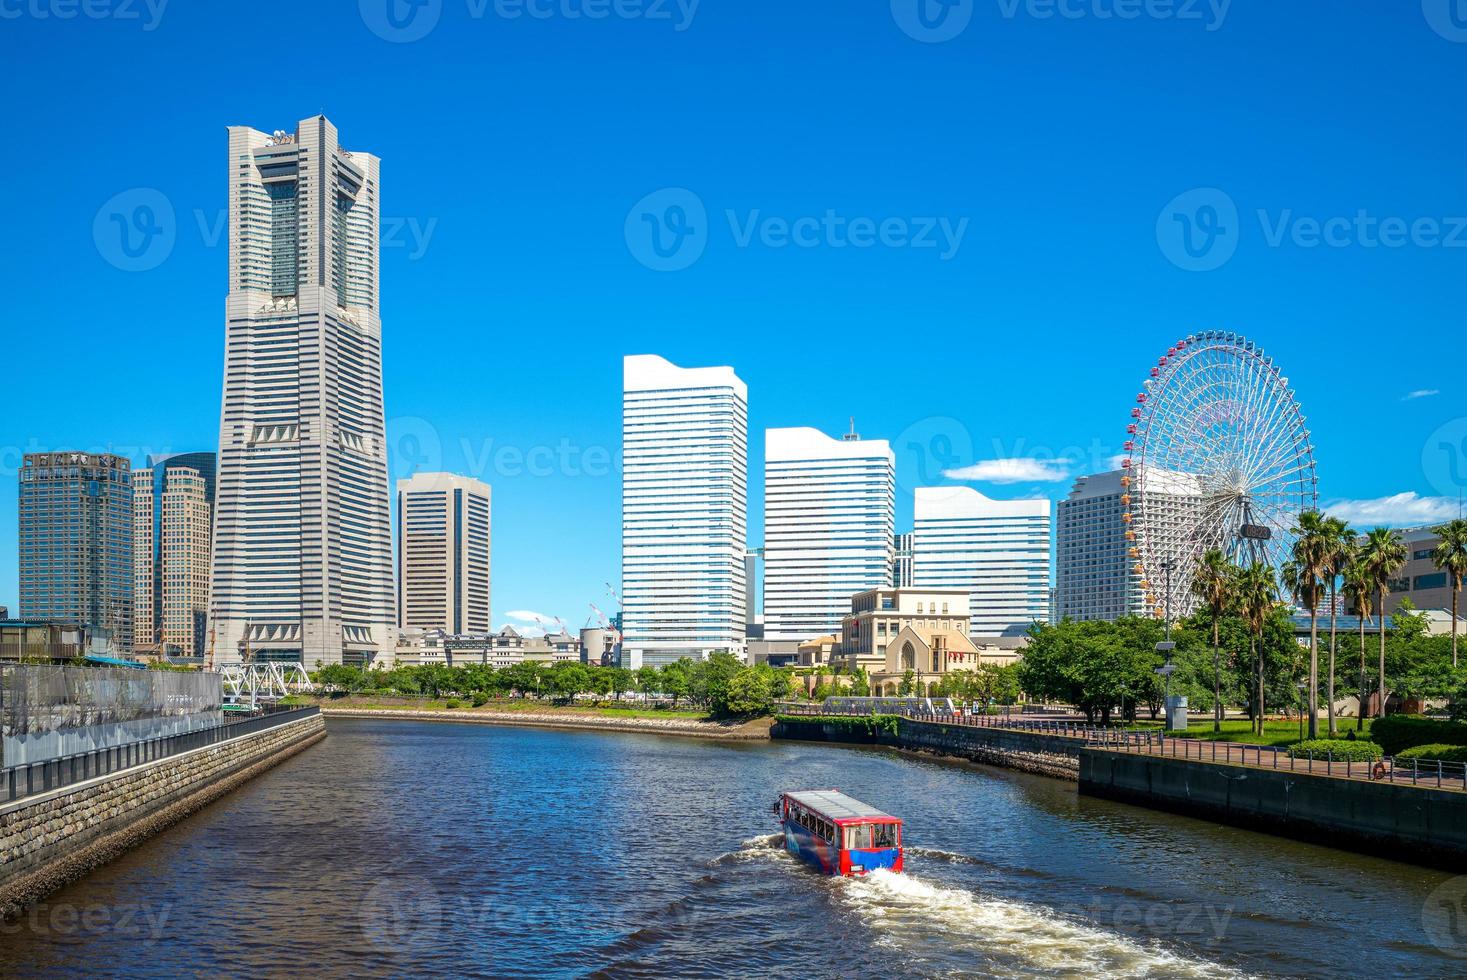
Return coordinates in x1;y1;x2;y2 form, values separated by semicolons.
209;116;394;667
911;487;1050;637
763;427;894;643
397;472;492;635
1056;467;1202;622
892;532;913;588
621;354;748;669
18;453;133;652
133;453;216;659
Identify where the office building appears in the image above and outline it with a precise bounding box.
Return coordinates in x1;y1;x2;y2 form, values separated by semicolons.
18;453;133;653
1384;525;1462;614
133;452;216;659
397;472;492;635
911;487;1050;636
621;354;748;668
209;116;395;667
763;427;895;643
1056;467;1202;622
892;532;913;588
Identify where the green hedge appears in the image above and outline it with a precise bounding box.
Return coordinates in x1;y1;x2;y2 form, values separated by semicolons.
774;714;901;737
1286;739;1383;762
1369;715;1467;756
1394;743;1467;763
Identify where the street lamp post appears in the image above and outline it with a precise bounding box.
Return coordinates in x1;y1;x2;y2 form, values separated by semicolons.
1156;559;1184;732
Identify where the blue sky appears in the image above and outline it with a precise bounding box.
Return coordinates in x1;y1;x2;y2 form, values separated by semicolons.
1;0;1464;630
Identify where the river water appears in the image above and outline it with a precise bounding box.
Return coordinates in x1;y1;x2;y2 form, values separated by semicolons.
1;717;1461;978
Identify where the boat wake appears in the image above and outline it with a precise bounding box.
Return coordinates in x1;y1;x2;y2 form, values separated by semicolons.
707;832;789;867
838;870;1248;979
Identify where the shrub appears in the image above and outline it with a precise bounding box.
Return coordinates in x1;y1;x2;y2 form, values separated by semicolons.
470;692;489;707
1286;739;1382;762
1394;743;1467;764
1370;715;1467;756
445;699;461;709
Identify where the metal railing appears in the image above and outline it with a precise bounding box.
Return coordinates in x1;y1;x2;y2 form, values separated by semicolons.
0;705;318;805
773;702;1164;748
1093;733;1467;792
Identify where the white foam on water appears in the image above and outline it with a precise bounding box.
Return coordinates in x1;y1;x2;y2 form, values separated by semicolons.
838;870;1249;979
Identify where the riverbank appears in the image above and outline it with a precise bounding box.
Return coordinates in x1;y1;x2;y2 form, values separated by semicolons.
317;704;773;740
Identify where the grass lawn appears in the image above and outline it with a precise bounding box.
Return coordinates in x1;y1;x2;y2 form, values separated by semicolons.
1129;717;1376;747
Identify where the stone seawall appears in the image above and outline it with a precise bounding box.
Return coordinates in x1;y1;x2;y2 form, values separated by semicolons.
0;712;326;919
321;707;771;740
1081;749;1467;869
771;717;1079;780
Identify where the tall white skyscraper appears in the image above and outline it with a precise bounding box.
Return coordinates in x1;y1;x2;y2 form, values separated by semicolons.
621;354;748;669
1055;467;1202;622
912;487;1051;637
209;116;395;667
763;427;894;643
397;473;492;636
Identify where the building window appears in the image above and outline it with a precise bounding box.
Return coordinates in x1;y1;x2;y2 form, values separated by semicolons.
1414;572;1449;590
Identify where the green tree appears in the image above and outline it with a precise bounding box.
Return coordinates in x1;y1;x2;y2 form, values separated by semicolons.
1190;547;1235;733
1342;559;1374;731
1319;516;1354;735
1359;526;1407;717
660;659;693;706
1289;510;1331;738
721;666;774;716
314;664;370;697
1433;518;1467;669
1232;562;1277;735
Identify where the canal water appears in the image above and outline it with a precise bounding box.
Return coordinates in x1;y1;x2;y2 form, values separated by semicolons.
1;717;1461;978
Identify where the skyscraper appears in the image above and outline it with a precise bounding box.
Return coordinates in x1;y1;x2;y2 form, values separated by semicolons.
763;427;894;643
18;452;133;651
209;116;394;667
621;354;748;668
912;487;1051;637
133;453;216;659
1056;467;1202;622
397;472;492;635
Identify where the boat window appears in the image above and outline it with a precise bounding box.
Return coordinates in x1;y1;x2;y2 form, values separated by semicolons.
872;823;898;848
846;824;874;849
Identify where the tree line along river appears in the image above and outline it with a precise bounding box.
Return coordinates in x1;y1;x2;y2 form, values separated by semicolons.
0;717;1460;978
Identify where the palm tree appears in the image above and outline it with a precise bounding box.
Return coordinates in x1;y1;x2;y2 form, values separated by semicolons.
1342;561;1373;732
1233;562;1278;736
1320;517;1353;736
1432;518;1467;668
1289;511;1331;739
1190;548;1234;733
1359;527;1407;718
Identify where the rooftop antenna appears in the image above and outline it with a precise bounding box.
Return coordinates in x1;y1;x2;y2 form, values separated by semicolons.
843;417;861;441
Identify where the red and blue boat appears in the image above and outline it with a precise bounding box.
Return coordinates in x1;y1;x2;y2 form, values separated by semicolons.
774;789;903;876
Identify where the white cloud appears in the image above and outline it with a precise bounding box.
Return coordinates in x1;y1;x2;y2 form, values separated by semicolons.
1105;454;1130;471
943;458;1071;484
1402;389;1440;401
1323;492;1462;527
502;609;566;636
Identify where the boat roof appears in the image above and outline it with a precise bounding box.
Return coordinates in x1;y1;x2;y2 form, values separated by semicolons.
784;790;898;822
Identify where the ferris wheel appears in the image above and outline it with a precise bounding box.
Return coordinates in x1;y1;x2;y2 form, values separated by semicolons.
1121;331;1318;620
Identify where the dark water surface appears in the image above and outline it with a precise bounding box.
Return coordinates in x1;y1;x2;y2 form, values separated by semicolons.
1;717;1461;978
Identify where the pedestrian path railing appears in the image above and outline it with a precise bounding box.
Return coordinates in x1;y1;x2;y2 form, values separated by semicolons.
0;705;317;805
773;702;1163;747
1093;732;1467;792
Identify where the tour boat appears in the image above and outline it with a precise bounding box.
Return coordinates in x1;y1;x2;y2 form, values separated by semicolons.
774;789;903;876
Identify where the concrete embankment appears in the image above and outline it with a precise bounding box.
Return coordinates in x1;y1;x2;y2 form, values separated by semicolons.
1081;749;1467;869
320;707;773;740
0;709;325;919
772;717;1079;780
